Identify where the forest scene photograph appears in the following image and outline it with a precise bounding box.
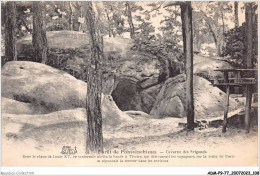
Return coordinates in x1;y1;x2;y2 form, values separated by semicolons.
0;1;258;167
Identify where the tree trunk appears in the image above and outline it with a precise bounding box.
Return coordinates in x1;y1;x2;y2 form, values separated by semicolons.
19;16;32;34
79;7;83;32
245;4;253;68
221;12;225;57
68;1;73;31
217;41;222;57
222;72;230;133
125;2;135;39
105;9;112;37
201;11;221;57
181;8;187;70
4;1;17;64
32;2;48;64
197;40;202;51
85;2;104;153
181;2;194;130
234;2;239;27
244;3;254;133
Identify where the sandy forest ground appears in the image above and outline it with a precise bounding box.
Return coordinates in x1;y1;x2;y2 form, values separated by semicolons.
2;108;258;166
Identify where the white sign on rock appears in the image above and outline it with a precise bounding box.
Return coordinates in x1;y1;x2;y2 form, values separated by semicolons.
78;17;85;24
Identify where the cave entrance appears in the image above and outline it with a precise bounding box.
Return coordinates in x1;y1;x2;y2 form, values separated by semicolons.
111;78;141;112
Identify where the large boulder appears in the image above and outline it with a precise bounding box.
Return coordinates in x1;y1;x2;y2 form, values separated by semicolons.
2;61;86;113
16;31;161;83
194;55;233;80
101;95;134;126
1;61;134;124
150;74;239;119
2;94;134;126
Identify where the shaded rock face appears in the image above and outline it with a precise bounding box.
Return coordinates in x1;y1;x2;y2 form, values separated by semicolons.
110;57;162;113
16;31;161;83
150;74;239;119
118;59;160;81
17;31;160;108
111;78;162;113
112;79;139;111
15;31;172;113
16;31;91;80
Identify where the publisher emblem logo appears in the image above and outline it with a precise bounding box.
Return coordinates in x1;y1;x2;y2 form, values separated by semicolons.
61;146;77;155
